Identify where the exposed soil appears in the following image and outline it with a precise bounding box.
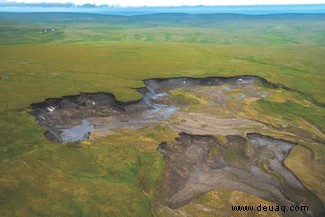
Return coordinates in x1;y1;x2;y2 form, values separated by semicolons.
30;75;270;143
29;75;324;216
156;132;324;217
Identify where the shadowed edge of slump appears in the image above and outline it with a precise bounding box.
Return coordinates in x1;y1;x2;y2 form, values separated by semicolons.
30;75;273;112
29;75;279;143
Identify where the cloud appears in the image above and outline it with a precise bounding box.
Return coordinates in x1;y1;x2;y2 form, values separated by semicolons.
4;0;325;7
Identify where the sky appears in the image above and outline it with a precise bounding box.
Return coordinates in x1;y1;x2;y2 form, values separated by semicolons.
2;0;325;7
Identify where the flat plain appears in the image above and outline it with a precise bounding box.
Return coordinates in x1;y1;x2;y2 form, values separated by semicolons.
0;12;324;217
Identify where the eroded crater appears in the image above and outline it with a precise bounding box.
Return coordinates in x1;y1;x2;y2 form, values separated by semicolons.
156;132;324;217
29;75;324;216
30;75;270;143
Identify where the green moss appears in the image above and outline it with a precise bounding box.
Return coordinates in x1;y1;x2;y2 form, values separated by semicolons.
255;99;325;132
138;152;164;195
208;146;219;157
169;89;207;105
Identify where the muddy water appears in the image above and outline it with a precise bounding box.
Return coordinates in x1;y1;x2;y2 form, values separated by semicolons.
50;119;94;143
31;86;178;142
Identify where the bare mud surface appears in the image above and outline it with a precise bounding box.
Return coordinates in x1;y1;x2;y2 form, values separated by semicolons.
30;75;269;142
30;75;324;216
156;133;324;217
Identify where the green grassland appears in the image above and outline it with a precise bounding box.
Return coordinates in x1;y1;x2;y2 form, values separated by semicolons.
0;12;324;216
1;13;325;45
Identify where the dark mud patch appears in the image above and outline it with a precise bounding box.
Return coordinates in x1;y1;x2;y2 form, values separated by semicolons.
30;75;270;143
156;132;324;217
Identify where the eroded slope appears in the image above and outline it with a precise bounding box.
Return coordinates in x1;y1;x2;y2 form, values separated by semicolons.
156;132;323;217
29;75;325;217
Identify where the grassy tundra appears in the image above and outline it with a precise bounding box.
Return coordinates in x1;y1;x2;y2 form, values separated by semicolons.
0;12;324;217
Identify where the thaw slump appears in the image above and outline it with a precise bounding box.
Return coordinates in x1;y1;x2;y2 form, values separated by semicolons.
30;75;324;216
31;92;126;142
156;133;324;217
31;91;178;142
30;75;269;143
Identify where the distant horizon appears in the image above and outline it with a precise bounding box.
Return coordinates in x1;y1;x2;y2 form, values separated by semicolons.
1;2;325;7
1;0;325;7
1;4;325;15
1;4;325;6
